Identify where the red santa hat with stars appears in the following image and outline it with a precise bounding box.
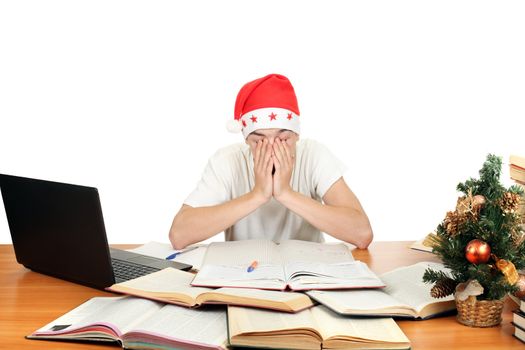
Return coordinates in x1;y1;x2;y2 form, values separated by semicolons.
227;73;300;138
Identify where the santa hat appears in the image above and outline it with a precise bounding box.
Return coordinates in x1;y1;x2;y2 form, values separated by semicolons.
227;73;300;138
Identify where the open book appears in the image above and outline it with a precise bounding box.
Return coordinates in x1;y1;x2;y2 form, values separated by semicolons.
28;296;227;350
107;267;314;312
306;262;455;319
409;233;436;253
191;239;384;291
228;305;410;350
127;241;207;271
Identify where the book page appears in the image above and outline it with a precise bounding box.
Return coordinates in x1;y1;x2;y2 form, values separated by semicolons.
305;289;414;316
32;297;163;337
200;287;314;312
127;241;207;271
192;240;285;289
202;239;283;266
286;261;384;290
211;287;310;303
380;262;453;313
127;241;184;259
228;305;319;337
125;305;227;348
311;306;409;345
278;240;354;264
109;268;213;301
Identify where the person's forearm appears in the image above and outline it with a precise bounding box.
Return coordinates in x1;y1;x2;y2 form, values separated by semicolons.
169;192;267;249
276;191;373;249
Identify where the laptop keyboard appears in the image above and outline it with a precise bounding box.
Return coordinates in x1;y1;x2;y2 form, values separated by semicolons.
111;259;159;281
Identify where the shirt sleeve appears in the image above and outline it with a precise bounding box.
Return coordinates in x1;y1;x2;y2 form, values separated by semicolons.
183;151;232;208
309;141;348;199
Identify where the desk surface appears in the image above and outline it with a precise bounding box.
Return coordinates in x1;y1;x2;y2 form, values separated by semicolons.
0;242;522;350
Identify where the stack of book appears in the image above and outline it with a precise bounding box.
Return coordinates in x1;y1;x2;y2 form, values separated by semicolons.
510;155;525;226
509;155;525;343
26;240;456;350
513;300;525;343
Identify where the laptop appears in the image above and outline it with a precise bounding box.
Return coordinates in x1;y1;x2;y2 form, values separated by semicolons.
0;174;192;290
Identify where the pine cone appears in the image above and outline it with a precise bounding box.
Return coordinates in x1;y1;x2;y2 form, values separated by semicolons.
443;210;467;236
499;192;521;214
510;225;525;245
431;278;456;298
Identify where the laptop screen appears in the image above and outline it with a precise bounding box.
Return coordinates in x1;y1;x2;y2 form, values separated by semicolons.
0;174;116;289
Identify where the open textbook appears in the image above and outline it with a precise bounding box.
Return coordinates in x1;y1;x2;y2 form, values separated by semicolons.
306;262;455;319
191;239;384;291
127;241;207;271
409;233;436;253
28;296;227;350
107;267;314;312
228;305;410;350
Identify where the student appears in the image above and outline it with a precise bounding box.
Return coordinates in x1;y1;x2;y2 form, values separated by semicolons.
169;74;373;250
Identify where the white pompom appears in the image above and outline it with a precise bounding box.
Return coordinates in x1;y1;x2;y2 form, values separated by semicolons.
226;119;243;133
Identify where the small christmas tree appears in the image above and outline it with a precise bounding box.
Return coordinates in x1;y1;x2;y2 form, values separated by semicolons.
423;154;525;301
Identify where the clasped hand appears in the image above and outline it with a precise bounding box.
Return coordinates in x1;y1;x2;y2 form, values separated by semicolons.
252;138;294;202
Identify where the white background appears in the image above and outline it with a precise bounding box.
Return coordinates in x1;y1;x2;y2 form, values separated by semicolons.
1;1;524;245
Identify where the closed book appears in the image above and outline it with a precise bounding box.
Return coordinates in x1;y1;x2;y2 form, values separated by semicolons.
513;311;525;331
510;155;525;184
511;155;525;169
519;298;525;314
513;319;525;344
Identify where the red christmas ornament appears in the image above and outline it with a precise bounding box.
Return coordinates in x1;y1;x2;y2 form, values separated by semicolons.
465;239;491;264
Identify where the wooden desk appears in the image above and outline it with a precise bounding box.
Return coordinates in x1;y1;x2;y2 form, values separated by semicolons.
0;242;522;349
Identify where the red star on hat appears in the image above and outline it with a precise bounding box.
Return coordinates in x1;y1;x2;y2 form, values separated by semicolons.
250;115;258;123
269;112;277;121
287;113;293;120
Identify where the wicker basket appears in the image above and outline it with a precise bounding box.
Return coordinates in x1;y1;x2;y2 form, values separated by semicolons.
455;295;504;327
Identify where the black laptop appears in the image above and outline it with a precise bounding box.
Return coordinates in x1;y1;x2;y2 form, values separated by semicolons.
0;174;191;290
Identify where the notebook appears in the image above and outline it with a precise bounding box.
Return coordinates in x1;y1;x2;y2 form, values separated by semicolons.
0;174;191;290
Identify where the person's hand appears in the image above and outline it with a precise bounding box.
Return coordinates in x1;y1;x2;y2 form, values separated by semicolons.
272;138;295;201
252;139;273;203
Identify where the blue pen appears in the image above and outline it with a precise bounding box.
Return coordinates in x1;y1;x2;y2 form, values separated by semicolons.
165;246;199;260
247;260;258;272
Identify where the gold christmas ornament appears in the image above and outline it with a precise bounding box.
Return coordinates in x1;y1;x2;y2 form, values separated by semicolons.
456;191;485;219
494;256;519;285
473;194;486;207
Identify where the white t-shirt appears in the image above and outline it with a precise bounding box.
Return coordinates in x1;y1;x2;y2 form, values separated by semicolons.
184;139;347;243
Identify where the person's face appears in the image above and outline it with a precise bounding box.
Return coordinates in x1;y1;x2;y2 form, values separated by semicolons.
245;128;299;157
